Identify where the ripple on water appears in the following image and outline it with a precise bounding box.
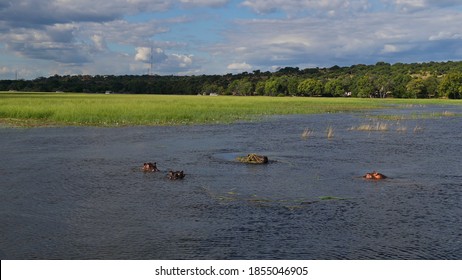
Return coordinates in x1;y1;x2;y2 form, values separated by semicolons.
1;105;461;259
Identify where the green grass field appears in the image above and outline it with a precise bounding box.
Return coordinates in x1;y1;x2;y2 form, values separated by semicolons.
0;92;460;127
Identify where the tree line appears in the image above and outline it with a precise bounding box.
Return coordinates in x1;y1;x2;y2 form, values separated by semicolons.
2;61;462;98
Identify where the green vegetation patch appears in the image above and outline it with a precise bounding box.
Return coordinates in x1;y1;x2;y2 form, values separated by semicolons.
1;92;460;127
0;92;387;127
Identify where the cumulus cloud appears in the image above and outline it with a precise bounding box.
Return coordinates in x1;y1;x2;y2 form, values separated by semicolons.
180;0;230;8
135;47;152;62
134;47;196;74
384;0;462;11
135;47;168;62
169;54;194;68
429;31;462;41
227;62;252;71
214;8;462;69
91;35;108;51
0;0;222;67
241;0;370;16
2;0;462;79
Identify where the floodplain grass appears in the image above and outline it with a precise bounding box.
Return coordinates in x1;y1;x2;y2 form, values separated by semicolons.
0;91;461;127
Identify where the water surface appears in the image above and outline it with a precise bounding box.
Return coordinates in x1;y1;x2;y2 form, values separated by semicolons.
1;104;461;259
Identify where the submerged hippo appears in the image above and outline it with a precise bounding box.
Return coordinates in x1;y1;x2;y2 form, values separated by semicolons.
236;153;269;164
363;171;387;180
143;162;159;172
167;170;185;180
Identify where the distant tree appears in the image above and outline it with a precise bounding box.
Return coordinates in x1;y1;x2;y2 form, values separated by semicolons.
227;78;253;95
373;75;393;98
389;73;412;98
202;83;224;95
264;76;289;96
324;79;344;97
298;78;323;96
406;78;426;98
277;67;300;75
287;76;301;96
354;75;375;98
424;75;439;98
255;80;266;96
4;61;462;97
438;72;462;99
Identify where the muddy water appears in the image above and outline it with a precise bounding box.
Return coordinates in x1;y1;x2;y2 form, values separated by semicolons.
1;104;461;259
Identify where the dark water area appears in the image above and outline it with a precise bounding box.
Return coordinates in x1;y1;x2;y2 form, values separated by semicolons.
1;104;461;260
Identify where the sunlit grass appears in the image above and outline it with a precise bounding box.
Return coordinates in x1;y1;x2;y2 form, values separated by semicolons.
0;92;460;127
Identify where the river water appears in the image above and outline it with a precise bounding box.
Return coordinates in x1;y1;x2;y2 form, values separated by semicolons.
1;104;461;259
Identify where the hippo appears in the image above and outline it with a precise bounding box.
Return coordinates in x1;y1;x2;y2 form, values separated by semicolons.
143;162;159;172
167;170;185;180
237;153;269;164
363;171;387;180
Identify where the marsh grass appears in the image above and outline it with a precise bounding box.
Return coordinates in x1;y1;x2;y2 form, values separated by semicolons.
396;126;408;133
1;92;461;127
301;128;313;139
326;126;334;139
374;110;461;121
349;122;389;131
0;92;388;127
413;125;424;133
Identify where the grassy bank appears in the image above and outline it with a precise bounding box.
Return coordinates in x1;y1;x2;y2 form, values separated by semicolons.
0;92;460;127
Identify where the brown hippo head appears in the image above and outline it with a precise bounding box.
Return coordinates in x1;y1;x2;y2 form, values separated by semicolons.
168;170;185;180
372;171;387;179
143;162;159;172
363;171;387;180
363;172;374;179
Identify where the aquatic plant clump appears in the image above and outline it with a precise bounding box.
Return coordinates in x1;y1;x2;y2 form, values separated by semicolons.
236;153;269;164
349;122;389;131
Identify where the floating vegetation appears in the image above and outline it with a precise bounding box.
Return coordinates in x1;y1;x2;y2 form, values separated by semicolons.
236;153;269;164
441;110;456;117
318;196;346;201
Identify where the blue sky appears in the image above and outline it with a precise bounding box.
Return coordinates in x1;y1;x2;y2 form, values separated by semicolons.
1;0;462;79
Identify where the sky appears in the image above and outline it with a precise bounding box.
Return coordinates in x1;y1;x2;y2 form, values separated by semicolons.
1;0;462;79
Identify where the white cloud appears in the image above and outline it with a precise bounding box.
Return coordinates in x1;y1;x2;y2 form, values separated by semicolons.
429;31;462;41
170;54;193;68
227;62;252;71
135;47;169;62
0;66;11;74
382;44;398;53
241;0;370;15
180;0;229;8
91;35;107;51
384;0;462;12
2;0;462;79
214;8;462;70
135;47;151;62
134;47;196;73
